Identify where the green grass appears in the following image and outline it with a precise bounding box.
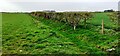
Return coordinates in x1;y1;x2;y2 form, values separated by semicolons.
2;12;119;54
37;16;118;54
0;12;2;55
87;13;117;29
2;13;82;54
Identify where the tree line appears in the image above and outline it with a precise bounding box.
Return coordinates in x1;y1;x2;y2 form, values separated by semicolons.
31;12;93;30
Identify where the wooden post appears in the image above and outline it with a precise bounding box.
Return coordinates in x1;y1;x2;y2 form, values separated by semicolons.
118;12;120;31
102;19;104;34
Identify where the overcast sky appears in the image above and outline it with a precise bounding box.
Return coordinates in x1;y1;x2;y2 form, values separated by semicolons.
0;0;119;12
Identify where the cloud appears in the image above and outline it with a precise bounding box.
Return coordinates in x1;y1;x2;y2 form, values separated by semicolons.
3;0;120;2
0;0;23;12
0;0;118;12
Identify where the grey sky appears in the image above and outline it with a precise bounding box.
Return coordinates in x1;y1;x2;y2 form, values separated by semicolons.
2;0;120;2
0;0;119;12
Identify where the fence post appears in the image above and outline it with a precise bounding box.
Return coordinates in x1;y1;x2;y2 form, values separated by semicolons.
102;19;104;34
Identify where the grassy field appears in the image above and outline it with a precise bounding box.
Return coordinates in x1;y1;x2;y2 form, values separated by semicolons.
2;12;119;54
87;13;117;29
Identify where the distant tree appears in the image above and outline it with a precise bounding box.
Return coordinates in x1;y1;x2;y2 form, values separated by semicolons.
104;9;114;12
